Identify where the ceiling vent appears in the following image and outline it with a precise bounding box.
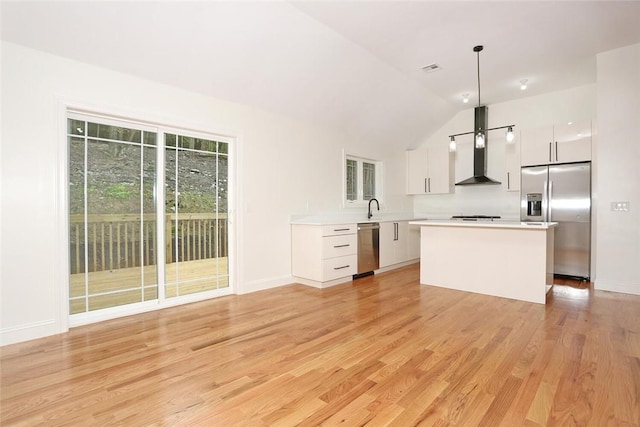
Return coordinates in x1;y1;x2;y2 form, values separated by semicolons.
421;63;441;73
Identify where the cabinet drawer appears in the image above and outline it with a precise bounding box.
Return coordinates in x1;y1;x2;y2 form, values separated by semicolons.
322;234;357;259
322;255;357;281
321;224;356;237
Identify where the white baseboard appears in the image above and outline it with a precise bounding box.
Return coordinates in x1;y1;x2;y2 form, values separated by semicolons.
594;281;640;296
239;275;294;294
292;275;353;289
375;259;419;274
1;319;59;346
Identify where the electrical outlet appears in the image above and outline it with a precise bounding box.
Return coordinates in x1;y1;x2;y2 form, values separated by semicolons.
611;201;630;212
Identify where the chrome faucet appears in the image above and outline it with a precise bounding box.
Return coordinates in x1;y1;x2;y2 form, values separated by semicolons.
368;198;380;220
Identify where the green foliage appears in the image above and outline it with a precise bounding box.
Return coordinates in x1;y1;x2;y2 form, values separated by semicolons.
177;191;216;212
104;183;134;200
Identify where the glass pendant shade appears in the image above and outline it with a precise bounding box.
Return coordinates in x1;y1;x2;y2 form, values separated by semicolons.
475;131;485;149
506;126;515;142
449;136;456;152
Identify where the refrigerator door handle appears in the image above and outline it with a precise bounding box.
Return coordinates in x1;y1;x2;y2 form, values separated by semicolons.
548;180;553;221
543;180;549;221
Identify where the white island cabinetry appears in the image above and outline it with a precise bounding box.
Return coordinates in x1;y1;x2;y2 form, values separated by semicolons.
410;220;557;304
292;224;357;288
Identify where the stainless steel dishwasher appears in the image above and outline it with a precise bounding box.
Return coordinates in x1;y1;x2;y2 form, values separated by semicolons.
356;222;379;277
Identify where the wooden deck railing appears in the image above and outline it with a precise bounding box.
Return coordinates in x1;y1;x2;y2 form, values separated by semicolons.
69;213;228;274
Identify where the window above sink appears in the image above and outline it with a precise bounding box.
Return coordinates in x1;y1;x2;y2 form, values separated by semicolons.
343;150;383;207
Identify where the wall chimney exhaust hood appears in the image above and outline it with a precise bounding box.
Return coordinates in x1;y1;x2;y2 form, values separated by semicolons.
455;106;501;186
448;45;515;186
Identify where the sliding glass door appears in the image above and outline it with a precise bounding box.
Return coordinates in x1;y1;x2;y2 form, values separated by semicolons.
164;133;229;297
68;113;231;318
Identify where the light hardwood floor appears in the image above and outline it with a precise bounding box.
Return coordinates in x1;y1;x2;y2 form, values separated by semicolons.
1;264;639;426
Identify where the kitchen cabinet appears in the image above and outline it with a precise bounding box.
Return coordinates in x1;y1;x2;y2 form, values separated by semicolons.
406;146;454;195
379;221;420;268
554;121;592;163
407;223;421;260
520;120;592;167
291;224;357;287
504;130;521;192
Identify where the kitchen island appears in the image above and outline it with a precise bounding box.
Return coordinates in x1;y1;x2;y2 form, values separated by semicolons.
409;220;557;304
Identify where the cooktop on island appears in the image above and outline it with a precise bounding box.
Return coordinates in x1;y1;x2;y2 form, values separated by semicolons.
450;215;501;221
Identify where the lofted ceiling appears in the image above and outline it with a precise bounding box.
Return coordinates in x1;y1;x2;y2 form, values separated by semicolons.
2;1;640;153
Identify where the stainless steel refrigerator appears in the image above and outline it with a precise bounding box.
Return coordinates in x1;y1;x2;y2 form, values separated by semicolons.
521;162;591;280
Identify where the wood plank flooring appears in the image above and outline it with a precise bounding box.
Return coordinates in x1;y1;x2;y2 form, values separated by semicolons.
1;264;639;426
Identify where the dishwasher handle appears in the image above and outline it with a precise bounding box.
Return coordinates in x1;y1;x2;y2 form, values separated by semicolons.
357;222;380;230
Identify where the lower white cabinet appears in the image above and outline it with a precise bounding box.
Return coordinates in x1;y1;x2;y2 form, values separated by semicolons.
379;221;420;268
292;224;357;287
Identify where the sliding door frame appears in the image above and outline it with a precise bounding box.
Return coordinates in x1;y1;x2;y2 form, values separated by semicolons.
57;100;238;330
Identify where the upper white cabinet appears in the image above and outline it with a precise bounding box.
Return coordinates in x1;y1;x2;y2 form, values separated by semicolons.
554;121;592;163
406;146;453;195
520;120;592;167
504;131;521;192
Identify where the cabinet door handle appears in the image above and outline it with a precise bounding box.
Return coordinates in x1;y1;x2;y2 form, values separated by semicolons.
507;172;510;189
333;244;350;248
428;178;431;193
555;141;558;161
549;142;552;162
424;178;428;193
333;228;350;232
334;265;350;270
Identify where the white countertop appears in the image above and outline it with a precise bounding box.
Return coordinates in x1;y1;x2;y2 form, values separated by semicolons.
291;214;428;225
409;219;558;230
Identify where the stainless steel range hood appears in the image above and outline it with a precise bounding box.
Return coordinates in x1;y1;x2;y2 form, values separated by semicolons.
455;106;501;186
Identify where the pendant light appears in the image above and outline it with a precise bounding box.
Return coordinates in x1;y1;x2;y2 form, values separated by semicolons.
449;136;457;152
506;126;515;143
448;45;516;148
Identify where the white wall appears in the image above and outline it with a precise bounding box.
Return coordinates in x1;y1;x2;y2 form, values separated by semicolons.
595;43;640;295
0;42;411;344
413;85;597;219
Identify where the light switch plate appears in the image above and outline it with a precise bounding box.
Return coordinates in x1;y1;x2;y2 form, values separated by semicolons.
611;201;630;212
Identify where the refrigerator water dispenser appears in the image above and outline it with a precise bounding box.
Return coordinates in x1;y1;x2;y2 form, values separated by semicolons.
527;193;542;217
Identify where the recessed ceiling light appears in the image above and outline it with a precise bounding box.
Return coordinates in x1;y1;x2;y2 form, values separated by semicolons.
462;93;470;103
422;63;442;73
520;79;528;90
